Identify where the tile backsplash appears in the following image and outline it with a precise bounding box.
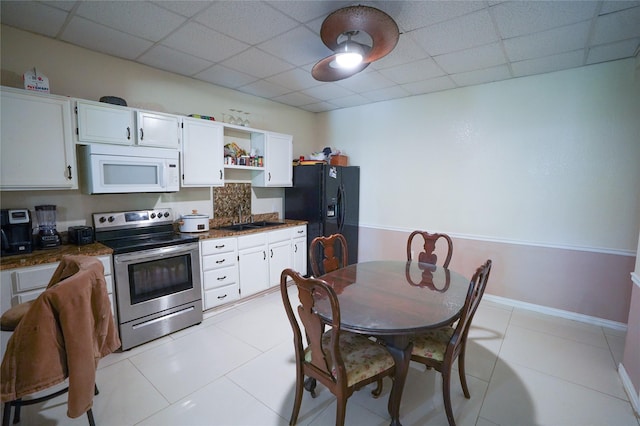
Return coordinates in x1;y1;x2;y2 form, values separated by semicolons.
213;183;251;221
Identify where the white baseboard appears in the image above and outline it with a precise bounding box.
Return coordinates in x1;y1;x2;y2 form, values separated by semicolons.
483;294;628;332
619;363;640;417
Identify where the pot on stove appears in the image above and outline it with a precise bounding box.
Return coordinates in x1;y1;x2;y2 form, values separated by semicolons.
178;210;209;233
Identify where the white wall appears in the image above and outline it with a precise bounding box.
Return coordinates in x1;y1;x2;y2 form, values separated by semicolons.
318;59;640;253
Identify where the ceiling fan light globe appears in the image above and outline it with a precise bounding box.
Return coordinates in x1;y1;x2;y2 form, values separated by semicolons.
336;52;363;68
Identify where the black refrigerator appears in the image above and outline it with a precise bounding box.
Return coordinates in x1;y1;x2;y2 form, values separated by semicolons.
285;164;359;275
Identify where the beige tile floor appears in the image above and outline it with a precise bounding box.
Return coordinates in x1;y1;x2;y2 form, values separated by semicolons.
6;288;639;426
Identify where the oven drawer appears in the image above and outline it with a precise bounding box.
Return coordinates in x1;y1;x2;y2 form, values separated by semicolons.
204;283;239;309
202;252;236;270
201;237;237;255
203;265;237;290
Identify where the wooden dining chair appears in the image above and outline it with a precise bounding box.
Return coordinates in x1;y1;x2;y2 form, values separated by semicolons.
280;268;395;426
410;259;492;426
309;233;348;277
406;230;453;267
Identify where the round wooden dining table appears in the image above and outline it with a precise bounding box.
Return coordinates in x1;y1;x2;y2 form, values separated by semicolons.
316;260;471;426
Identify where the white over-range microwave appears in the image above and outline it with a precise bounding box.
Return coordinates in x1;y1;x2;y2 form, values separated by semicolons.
78;144;180;194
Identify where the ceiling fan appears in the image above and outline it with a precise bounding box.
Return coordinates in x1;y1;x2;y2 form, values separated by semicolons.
311;5;400;82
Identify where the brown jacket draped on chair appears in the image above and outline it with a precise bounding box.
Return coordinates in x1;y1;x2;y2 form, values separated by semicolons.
1;255;121;418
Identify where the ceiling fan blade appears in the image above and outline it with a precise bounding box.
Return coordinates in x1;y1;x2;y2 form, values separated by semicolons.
320;5;399;64
311;55;370;82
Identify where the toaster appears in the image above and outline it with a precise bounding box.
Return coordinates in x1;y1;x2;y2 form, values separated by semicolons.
68;226;94;246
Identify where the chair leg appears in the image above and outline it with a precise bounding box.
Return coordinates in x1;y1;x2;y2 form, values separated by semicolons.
457;347;470;399
441;368;456;426
335;397;347;426
11;399;21;425
2;402;11;426
86;408;96;426
289;371;304;425
371;378;383;398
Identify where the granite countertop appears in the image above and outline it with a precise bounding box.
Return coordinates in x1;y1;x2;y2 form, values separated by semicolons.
1;243;113;271
181;219;308;240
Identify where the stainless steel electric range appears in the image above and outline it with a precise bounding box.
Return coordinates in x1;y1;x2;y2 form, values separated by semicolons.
93;209;202;350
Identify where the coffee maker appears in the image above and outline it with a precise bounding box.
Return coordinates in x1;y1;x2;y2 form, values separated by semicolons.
35;205;61;248
1;209;33;256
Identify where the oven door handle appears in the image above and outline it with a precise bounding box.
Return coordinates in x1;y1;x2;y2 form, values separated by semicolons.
114;243;198;263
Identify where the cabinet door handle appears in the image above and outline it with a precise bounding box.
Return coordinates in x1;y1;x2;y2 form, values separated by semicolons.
263;251;266;260
219;170;223;180
268;172;271;182
139;128;144;140
127;127;131;140
216;259;225;264
294;244;298;253
270;249;274;258
217;275;227;281
67;165;72;180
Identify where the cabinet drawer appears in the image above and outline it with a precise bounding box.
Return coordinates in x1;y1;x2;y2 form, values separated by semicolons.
12;264;59;293
201;238;237;255
202;252;237;270
268;228;292;243
12;289;42;305
203;265;238;290
292;226;307;238
238;233;267;250
204;283;240;309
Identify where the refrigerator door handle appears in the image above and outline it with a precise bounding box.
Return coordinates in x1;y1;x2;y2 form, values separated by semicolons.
337;184;346;232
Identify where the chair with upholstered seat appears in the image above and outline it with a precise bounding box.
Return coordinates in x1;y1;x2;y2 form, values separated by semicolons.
309;233;348;277
1;255;120;426
280;268;395;426
410;259;492;426
406;230;453;267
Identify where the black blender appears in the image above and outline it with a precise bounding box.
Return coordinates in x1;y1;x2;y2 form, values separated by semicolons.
35;205;61;248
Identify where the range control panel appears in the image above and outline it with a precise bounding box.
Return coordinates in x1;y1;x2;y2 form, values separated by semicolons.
93;209;175;230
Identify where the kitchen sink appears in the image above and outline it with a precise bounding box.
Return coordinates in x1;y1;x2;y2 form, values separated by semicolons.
216;221;284;232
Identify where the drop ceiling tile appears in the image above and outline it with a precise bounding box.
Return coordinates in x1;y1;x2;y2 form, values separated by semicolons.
592;6;640;45
266;68;322;91
41;1;76;12
237;79;291;98
272;91;321;107
151;0;212;18
511;50;585;77
221;48;294;79
195;65;258;89
61;16;154;60
299;101;336;112
334;69;396;93
402;75;456;95
504;21;590;62
301;83;354;101
412;9;499;56
161;22;249;63
362;85;411;103
75;1;186;41
492;1;598;39
0;1;68;37
266;0;350;23
586;38;640;64
450;64;512;87
195;1;299;45
434;42;507;74
258;26;331;66
599;1;640;15
378;58;445;84
330;94;372;108
372;35;430;70
394;0;487;31
138;45;213;77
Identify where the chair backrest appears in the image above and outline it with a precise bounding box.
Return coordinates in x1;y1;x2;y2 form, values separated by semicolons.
406;230;453;267
280;268;346;387
448;259;492;358
309;233;349;277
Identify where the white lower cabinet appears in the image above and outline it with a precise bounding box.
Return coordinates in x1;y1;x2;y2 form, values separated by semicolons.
292;225;308;276
238;233;269;297
200;237;240;309
268;228;294;287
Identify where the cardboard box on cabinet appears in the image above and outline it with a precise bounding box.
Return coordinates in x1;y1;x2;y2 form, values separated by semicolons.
330;155;348;166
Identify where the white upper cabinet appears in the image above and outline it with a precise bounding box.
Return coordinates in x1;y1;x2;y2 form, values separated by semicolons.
251;132;292;187
76;100;134;145
136;110;180;149
1;87;77;190
76;100;179;148
181;117;224;187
